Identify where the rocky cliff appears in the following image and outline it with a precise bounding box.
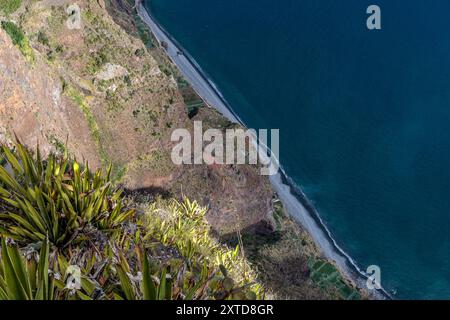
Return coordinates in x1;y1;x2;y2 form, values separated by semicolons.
0;0;274;235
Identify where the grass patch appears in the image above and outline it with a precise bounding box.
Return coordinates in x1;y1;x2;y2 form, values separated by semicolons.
1;21;34;63
308;258;361;300
126;150;175;180
0;0;21;15
66;87;108;165
66;88;128;181
131;8;153;48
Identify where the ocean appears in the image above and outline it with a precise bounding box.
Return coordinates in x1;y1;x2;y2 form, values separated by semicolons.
144;0;450;299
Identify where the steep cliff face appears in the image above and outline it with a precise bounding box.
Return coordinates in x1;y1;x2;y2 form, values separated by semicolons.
0;26;99;165
0;0;274;235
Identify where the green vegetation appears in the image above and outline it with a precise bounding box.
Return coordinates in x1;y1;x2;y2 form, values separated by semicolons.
127;151;175;179
1;21;34;63
46;134;66;155
0;0;21;15
135;16;153;49
175;76;206;118
37;31;50;47
0;142;261;300
0;237;53;300
66;87;108;165
0;142;133;246
1;21;24;46
134;48;145;57
142;198;261;298
85;49;109;75
227;203;362;300
308;258;361;300
129;6;153;49
66;88;128;183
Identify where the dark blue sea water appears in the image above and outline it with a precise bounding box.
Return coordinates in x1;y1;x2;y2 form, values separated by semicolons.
144;0;450;299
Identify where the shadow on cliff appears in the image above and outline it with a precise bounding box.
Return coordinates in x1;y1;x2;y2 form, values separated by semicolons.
123;186;173;200
221;229;324;299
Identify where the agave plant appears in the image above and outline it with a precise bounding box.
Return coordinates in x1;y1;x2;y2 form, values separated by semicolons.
141;198;262;298
0;238;54;300
111;247;258;300
0;237;102;300
0;142;134;247
112;249;173;300
52;251;104;300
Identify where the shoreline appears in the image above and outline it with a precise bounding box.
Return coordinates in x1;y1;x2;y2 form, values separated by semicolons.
137;0;390;300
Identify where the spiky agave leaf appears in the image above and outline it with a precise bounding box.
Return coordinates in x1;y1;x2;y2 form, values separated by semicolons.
0;142;135;247
0;237;54;300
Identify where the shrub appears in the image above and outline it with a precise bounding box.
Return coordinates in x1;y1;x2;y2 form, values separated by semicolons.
37;31;49;47
0;0;21;15
1;20;23;44
0;142;134;247
140;198;262;299
1;21;34;62
134;48;145;57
